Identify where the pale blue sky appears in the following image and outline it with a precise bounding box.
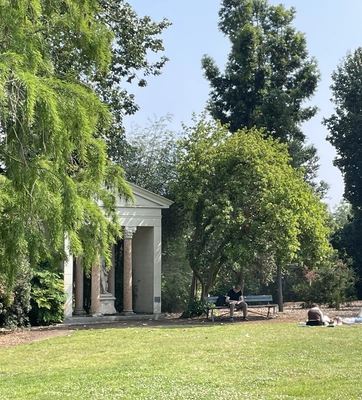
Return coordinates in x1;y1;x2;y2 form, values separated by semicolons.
124;1;362;209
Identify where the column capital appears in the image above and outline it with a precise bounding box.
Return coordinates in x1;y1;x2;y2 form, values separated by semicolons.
123;226;137;239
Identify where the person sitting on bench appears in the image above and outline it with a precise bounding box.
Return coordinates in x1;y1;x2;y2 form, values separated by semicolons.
225;285;248;322
306;304;330;326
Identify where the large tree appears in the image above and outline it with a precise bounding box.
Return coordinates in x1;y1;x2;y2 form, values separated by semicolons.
324;48;362;297
94;1;171;163
324;48;362;208
0;1;162;286
173;117;332;307
202;0;321;181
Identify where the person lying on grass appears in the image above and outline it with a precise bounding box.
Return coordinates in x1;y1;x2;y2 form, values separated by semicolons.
336;308;362;325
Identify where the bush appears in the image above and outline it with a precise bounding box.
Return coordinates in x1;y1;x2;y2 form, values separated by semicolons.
28;269;66;326
179;300;205;318
0;265;32;330
291;260;356;307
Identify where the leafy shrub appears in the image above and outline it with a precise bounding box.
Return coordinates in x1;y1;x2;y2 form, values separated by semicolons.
29;269;66;326
291;260;356;307
0;265;32;330
179;300;205;318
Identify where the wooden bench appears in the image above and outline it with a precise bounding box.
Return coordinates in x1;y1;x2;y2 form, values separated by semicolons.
204;295;278;322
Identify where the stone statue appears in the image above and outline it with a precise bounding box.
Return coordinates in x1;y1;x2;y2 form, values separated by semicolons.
100;259;109;294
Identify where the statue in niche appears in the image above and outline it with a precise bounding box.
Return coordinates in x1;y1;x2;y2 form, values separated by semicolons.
100;258;109;294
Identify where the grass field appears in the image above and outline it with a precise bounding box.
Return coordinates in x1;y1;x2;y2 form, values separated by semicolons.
0;322;361;399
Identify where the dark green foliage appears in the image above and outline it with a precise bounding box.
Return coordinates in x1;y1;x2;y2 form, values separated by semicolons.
161;205;192;312
324;48;362;208
161;269;191;313
323;48;362;297
28;270;66;326
0;266;32;330
210;264;268;297
331;207;362;298
179;300;206;319
161;243;191;313
202;0;321;182
0;0;134;286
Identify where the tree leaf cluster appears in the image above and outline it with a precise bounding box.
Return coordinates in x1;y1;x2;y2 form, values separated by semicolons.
0;1;137;285
94;1;172;163
324;48;362;298
202;0;321;184
173;117;332;298
324;48;362;208
120;115;179;196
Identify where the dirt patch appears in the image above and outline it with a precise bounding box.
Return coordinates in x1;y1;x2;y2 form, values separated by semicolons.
0;325;71;349
1;302;361;349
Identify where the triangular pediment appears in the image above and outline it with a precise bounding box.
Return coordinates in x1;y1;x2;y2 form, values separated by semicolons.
116;182;173;209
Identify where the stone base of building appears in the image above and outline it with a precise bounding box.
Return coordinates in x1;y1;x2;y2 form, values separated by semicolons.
63;313;165;325
120;310;135;316
99;293;117;315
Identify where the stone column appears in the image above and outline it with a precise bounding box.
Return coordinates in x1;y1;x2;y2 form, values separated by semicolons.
63;235;73;319
108;244;115;296
122;226;137;315
153;225;162;314
90;262;101;315
73;257;86;315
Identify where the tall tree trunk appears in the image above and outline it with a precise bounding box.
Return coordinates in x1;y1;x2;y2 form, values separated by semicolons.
237;267;245;293
189;272;198;301
276;265;284;312
204;239;229;296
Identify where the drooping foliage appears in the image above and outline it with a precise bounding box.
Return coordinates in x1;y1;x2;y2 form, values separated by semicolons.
0;0;134;286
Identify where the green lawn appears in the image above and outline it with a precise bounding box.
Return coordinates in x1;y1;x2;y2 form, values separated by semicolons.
0;322;361;399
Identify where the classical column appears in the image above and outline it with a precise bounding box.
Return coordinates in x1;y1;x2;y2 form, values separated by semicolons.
63;235;73;319
90;262;101;315
108;244;115;296
73;257;86;315
122;226;137;315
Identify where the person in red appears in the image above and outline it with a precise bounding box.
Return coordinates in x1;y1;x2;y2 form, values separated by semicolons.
225;284;248;322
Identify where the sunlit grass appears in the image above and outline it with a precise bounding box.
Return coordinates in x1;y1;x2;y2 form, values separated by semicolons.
0;323;361;399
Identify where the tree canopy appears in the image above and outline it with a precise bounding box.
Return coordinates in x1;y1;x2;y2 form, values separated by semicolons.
120;115;178;196
94;1;171;163
202;0;321;182
323;48;362;299
173;116;332;299
0;1;164;285
324;47;362;208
